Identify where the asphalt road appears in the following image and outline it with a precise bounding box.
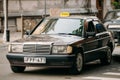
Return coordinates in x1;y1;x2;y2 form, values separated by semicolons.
0;45;120;80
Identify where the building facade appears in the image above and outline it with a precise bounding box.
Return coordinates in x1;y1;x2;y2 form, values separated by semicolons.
0;0;114;32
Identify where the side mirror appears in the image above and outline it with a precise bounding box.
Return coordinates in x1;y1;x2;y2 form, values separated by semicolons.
86;32;96;38
25;30;31;35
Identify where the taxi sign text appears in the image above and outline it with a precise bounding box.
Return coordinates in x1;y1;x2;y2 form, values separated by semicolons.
60;12;70;17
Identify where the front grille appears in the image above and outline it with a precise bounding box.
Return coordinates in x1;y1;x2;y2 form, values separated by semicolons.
23;43;51;54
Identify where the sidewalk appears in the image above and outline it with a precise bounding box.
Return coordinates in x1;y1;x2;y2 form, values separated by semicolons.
0;32;22;43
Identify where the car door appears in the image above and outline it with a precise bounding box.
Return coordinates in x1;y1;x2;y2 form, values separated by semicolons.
83;21;99;62
95;23;110;49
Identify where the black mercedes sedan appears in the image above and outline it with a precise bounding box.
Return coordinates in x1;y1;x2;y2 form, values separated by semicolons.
6;15;115;74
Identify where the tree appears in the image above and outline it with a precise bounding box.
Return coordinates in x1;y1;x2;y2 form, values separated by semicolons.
112;1;120;9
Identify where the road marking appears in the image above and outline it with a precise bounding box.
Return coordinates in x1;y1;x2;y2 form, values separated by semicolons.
103;72;120;76
83;76;120;80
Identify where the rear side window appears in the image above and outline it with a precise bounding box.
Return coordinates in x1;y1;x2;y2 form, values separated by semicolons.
96;24;106;33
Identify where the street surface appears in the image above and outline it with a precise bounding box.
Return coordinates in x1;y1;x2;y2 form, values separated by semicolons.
0;42;120;80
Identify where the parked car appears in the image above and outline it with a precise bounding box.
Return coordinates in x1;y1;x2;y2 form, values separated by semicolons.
104;9;120;43
6;15;115;74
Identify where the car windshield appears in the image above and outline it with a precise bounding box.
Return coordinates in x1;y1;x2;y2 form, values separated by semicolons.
105;11;120;21
32;18;84;36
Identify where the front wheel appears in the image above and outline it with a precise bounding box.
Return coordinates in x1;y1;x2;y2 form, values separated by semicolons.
100;47;112;65
70;53;84;74
11;66;26;73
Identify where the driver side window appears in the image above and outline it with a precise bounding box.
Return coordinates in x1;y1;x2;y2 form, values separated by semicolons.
84;21;96;38
87;21;95;32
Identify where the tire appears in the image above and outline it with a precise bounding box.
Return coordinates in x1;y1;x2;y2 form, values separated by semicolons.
100;47;112;65
11;66;26;73
70;53;84;74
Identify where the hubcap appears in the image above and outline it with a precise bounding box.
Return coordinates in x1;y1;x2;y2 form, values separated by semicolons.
107;49;111;63
76;53;83;71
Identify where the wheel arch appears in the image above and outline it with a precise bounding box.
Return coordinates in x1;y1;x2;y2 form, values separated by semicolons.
107;41;114;53
73;46;84;58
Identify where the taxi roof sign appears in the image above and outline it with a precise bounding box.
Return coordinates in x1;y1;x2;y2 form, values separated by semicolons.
60;12;70;17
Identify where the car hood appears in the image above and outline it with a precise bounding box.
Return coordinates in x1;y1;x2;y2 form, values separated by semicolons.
14;34;84;45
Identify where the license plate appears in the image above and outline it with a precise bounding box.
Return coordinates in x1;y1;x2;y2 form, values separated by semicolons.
24;57;46;64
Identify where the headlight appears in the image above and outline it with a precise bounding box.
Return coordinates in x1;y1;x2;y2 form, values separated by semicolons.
52;45;72;54
8;43;23;53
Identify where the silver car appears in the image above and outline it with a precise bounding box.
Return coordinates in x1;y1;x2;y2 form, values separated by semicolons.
104;9;120;44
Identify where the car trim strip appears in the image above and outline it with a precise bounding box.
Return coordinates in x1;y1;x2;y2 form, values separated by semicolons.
84;46;108;54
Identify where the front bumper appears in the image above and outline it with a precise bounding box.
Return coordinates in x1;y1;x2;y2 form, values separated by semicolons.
6;53;75;68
